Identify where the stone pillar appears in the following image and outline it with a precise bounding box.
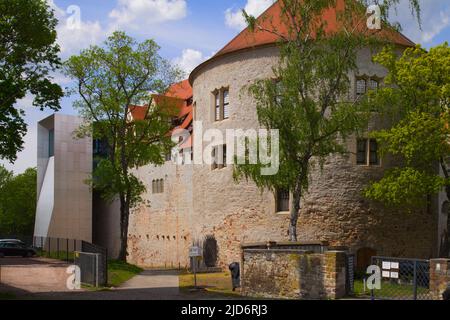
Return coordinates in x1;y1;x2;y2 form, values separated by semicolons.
324;251;347;299
430;259;450;300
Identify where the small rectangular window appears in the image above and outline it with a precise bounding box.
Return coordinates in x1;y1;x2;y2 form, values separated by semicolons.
276;189;290;212
357;139;368;165
223;90;229;119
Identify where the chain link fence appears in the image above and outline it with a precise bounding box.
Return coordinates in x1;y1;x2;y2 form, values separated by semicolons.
371;256;433;300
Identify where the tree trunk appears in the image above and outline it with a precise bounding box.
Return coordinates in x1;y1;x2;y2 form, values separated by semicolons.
289;183;302;242
440;158;450;201
118;194;130;262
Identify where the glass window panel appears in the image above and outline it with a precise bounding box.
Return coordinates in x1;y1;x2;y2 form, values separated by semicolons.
369;79;379;91
223;90;229;119
356;79;366;96
357;139;367;165
369;139;379;165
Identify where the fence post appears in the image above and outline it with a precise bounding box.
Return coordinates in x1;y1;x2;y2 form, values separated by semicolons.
413;260;418;300
57;238;60;259
430;259;450;300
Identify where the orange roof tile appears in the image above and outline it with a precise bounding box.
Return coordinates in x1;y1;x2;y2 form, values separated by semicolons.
166;79;192;100
190;0;415;83
129;105;149;121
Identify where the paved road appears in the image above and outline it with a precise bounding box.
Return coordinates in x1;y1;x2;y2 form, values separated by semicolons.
0;260;233;300
0;257;73;294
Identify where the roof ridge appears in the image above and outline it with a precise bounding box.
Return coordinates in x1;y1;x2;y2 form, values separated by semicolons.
213;0;279;58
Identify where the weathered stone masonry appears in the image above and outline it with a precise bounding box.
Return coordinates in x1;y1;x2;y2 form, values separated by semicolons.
241;243;347;299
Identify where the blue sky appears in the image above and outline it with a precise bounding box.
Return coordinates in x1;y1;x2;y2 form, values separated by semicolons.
2;0;450;173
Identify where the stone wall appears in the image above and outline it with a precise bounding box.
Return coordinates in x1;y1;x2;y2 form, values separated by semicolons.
241;244;347;299
126;162;193;268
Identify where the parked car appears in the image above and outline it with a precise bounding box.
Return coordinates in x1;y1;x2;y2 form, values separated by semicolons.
0;239;26;245
0;242;37;258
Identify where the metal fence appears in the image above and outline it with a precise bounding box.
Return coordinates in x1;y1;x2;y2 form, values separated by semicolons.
33;236;82;262
81;241;107;286
346;253;355;295
370;256;433;300
74;252;102;287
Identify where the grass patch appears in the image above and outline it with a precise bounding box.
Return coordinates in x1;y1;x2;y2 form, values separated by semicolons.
37;250;75;262
354;279;430;299
107;260;143;287
0;292;16;300
179;272;241;297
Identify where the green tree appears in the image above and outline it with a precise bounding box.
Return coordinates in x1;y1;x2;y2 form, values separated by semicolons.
64;32;181;261
0;164;12;188
0;167;37;235
234;0;421;241
0;0;63;162
364;43;450;208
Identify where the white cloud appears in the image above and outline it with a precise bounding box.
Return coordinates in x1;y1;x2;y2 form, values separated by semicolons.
109;0;187;30
47;0;105;58
173;49;211;74
392;0;450;45
225;0;275;31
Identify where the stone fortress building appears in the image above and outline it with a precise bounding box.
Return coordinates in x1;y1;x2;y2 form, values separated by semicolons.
36;1;448;270
121;1;444;269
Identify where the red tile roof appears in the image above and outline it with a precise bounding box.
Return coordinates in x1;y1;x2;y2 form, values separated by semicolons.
166;79;192;100
129;80;194;149
190;0;415;83
129;105;149;121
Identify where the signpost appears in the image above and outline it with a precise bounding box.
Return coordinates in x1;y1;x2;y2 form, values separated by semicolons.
189;246;202;289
